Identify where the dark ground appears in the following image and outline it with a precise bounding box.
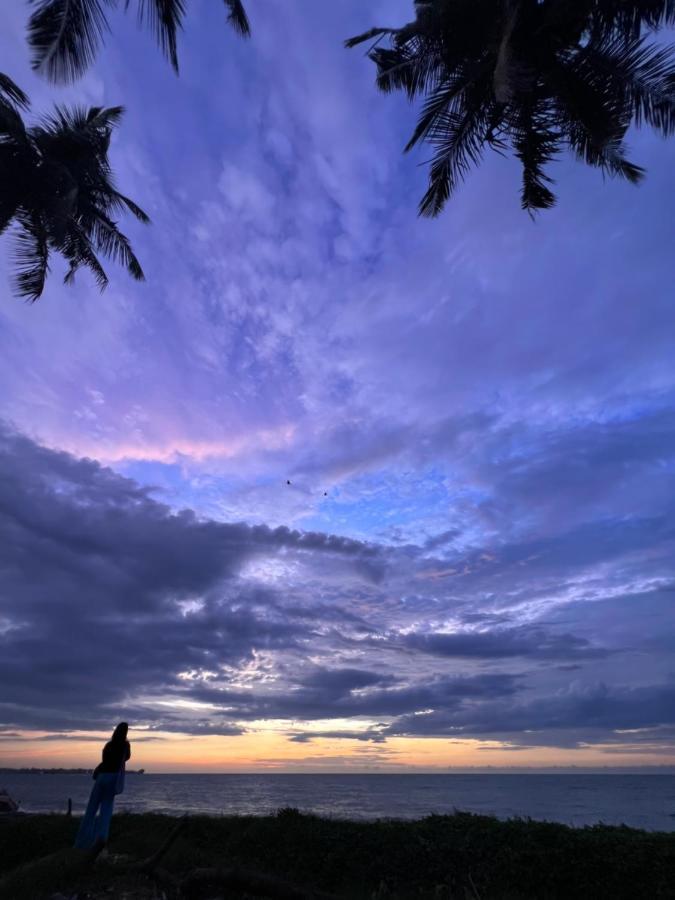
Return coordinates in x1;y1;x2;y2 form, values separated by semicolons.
1;808;674;898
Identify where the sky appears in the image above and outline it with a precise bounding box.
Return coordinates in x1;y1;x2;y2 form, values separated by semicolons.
0;0;674;773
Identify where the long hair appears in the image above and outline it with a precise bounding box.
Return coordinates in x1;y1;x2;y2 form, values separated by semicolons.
111;722;128;743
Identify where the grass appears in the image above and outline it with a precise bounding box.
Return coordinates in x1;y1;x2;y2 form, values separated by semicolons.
0;809;674;898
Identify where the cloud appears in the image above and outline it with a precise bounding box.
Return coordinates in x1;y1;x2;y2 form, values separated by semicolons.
0;424;380;733
288;731;387;744
400;626;608;661
299;667;397;694
0;424;674;754
384;681;675;749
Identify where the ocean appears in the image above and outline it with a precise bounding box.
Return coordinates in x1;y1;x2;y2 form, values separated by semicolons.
2;773;674;832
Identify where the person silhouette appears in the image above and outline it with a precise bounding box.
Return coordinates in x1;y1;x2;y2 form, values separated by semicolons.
74;722;131;849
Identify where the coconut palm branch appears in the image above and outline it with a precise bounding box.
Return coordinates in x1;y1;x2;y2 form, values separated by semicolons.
0;82;149;301
347;0;675;215
28;0;250;83
224;0;250;36
0;73;30;141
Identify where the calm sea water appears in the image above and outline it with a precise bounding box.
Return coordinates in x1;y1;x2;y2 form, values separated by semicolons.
2;773;675;832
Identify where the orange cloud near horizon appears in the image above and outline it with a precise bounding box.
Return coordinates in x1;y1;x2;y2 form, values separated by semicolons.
2;730;674;773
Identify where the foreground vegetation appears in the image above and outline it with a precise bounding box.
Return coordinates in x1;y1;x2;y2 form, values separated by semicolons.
1;809;674;898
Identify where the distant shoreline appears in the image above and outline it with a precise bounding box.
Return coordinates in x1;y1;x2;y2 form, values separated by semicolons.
2;766;674;775
0;768;146;775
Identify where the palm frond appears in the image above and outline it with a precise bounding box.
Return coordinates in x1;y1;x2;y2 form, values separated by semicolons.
418;104;488;217
511;101;559;212
223;0;250;36
371;41;443;97
0;74;30;141
405;66;488;150
62;221;109;290
137;0;185;72
580;36;675;136
345;27;400;49
588;0;675;38
584;136;645;182
114;192;151;223
13;214;50;302
0;104;27;143
63;260;80;284
0;74;30;111
84;105;125;130
28;0;110;83
92;213;145;280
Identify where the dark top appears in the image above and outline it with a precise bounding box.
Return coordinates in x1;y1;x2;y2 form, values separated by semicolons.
93;740;131;778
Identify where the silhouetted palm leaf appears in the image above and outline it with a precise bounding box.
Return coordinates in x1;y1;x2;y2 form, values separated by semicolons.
63;221;110;289
13;213;50;301
418;98;490;217
29;0;250;83
585;0;675;39
136;0;185;72
511;100;559;212
91;213;145;280
0;74;30;142
28;0;109;83
224;0;250;36
348;0;675;214
0;74;30;111
115;193;152;223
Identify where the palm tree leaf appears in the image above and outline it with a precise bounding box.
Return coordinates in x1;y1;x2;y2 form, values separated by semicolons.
136;0;186;72
371;41;442;98
511;101;559;212
405;64;489;151
223;0;250;36
579;36;675;136
13;214;50;302
28;0;110;83
0;75;30;142
0;105;27;142
62;222;109;290
92;213;145;280
37;103;122;135
115;192;151;223
63;261;79;284
0;74;30;111
588;0;675;38
549;50;633;171
345;27;400;49
85;105;125;129
586;137;645;183
418;104;488;217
